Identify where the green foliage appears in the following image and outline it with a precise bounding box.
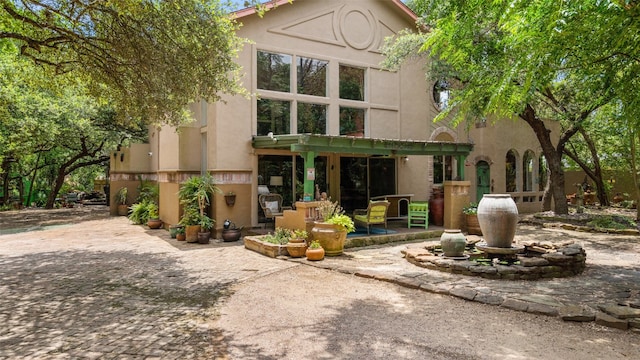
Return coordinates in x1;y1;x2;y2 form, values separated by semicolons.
198;215;215;232
136;180;159;204
115;187;128;206
178;207;201;227
326;214;356;233
178;173;220;228
293;229;308;240
462;203;478;215
587;215;636;230
308;240;322;249
316;199;344;222
1;0;250;127
147;202;159;220
128;200;151;225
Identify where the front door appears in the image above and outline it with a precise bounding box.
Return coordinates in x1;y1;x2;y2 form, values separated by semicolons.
476;161;490;203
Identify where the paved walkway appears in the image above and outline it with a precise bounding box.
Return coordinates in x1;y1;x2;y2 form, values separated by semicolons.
0;206;638;358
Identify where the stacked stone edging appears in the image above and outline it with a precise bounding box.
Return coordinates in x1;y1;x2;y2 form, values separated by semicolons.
403;240;586;280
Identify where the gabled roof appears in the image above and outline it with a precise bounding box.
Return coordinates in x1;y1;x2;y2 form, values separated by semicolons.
233;0;417;22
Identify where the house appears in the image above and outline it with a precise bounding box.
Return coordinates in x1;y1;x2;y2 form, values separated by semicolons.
109;0;557;235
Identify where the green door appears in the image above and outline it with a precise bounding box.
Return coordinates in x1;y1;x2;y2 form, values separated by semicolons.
476;161;490;203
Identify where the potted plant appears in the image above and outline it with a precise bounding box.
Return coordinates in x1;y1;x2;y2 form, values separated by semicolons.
285;228;308;257
463;202;482;235
311;199;355;256
175;226;186;241
197;214;214;244
305;240;325;261
147;202;163;229
128;200;151;225
224;191;236;206
115;187;129;216
178;173;221;243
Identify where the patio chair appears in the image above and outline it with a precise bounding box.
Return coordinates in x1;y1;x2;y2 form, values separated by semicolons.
407;201;429;229
259;193;291;227
353;200;390;235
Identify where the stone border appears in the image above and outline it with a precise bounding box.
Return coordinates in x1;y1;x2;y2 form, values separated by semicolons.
403;240;586;280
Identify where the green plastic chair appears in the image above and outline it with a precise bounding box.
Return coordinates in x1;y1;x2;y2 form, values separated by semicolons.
408;201;429;229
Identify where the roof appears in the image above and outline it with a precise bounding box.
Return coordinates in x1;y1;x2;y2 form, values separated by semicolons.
233;0;417;22
252;134;474;157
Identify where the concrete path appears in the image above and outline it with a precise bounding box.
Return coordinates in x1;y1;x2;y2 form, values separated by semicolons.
0;206;639;359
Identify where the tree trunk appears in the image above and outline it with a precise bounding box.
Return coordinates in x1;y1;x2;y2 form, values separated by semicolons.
520;104;569;214
1;156;10;206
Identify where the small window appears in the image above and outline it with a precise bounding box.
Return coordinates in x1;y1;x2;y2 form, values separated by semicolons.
538;155;548;191
297;103;326;134
339;107;365;137
257;99;290;135
297;57;327;97
339;65;365;101
433;79;450;110
523;150;534;192
506;150;517;192
257;51;291;92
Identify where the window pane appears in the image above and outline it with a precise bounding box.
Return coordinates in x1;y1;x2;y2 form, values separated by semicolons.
298;57;327;97
523;150;534;192
506;150;517;192
257;51;291;92
433;79;450;110
339;107;365;137
257;99;290;135
339;65;364;101
297;103;326;134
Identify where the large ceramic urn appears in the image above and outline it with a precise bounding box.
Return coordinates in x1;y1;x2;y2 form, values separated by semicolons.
440;229;467;257
477;194;518;248
311;222;347;256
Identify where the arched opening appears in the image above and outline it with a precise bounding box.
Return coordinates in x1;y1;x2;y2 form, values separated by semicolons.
523;150;535;192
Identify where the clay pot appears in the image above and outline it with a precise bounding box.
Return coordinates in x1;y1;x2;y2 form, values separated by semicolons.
198;231;210;244
466;214;482;235
117;204;129;216
176;233;186;241
286;243;307;258
305;247;325;261
169;225;184;238
477;194;518;248
185;225;201;243
440;229;467;257
311;222;346;256
429;188;444;226
147;218;163;229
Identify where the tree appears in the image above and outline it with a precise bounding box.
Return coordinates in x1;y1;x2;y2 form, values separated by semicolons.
0;0;248;127
383;0;639;214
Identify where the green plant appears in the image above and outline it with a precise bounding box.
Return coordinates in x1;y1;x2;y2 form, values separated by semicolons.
115;187;128;206
263;227;292;244
326;213;356;233
308;240;322;249
293;229;308;239
178;173;221;226
463;203;478;215
179;207;201;226
136;179;159;204
147;202;159;219
176;226;186;235
129;200;151;224
317;199;343;222
198;215;215;231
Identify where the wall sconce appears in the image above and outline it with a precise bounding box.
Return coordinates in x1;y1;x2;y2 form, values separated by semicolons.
402;156;409;163
148;152;153;157
120;153;125;162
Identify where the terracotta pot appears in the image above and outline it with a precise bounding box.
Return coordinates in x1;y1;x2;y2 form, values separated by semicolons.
440;229;467;257
169;225;184;238
117;204;129;216
176;233;186;241
305;247;325;261
311;222;347;256
429;188;444;226
185;225;201;243
466;214;482;235
286;243;307;258
147;218;163;229
477;194;518;248
198;231;210;244
224;194;236;206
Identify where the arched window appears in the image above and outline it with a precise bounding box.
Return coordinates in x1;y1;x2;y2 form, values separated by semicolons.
506;150;517;192
433;79;450;111
538;154;548;191
523;150;534;192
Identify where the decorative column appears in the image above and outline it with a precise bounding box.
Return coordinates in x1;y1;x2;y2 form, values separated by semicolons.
443;181;471;230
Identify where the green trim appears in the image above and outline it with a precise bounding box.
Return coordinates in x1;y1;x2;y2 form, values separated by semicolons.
252;134;474;156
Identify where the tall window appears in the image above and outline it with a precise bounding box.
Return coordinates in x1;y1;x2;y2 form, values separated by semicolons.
257;51;291;92
257;99;290;135
523;150;534;192
506;150;517;192
339;65;365;101
538;155;548;191
433;79;450;110
298;103;326;134
433;155;453;184
339;107;365;137
297;57;327;97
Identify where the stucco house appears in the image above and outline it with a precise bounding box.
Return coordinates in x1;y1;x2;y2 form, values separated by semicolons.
109;0;556;235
